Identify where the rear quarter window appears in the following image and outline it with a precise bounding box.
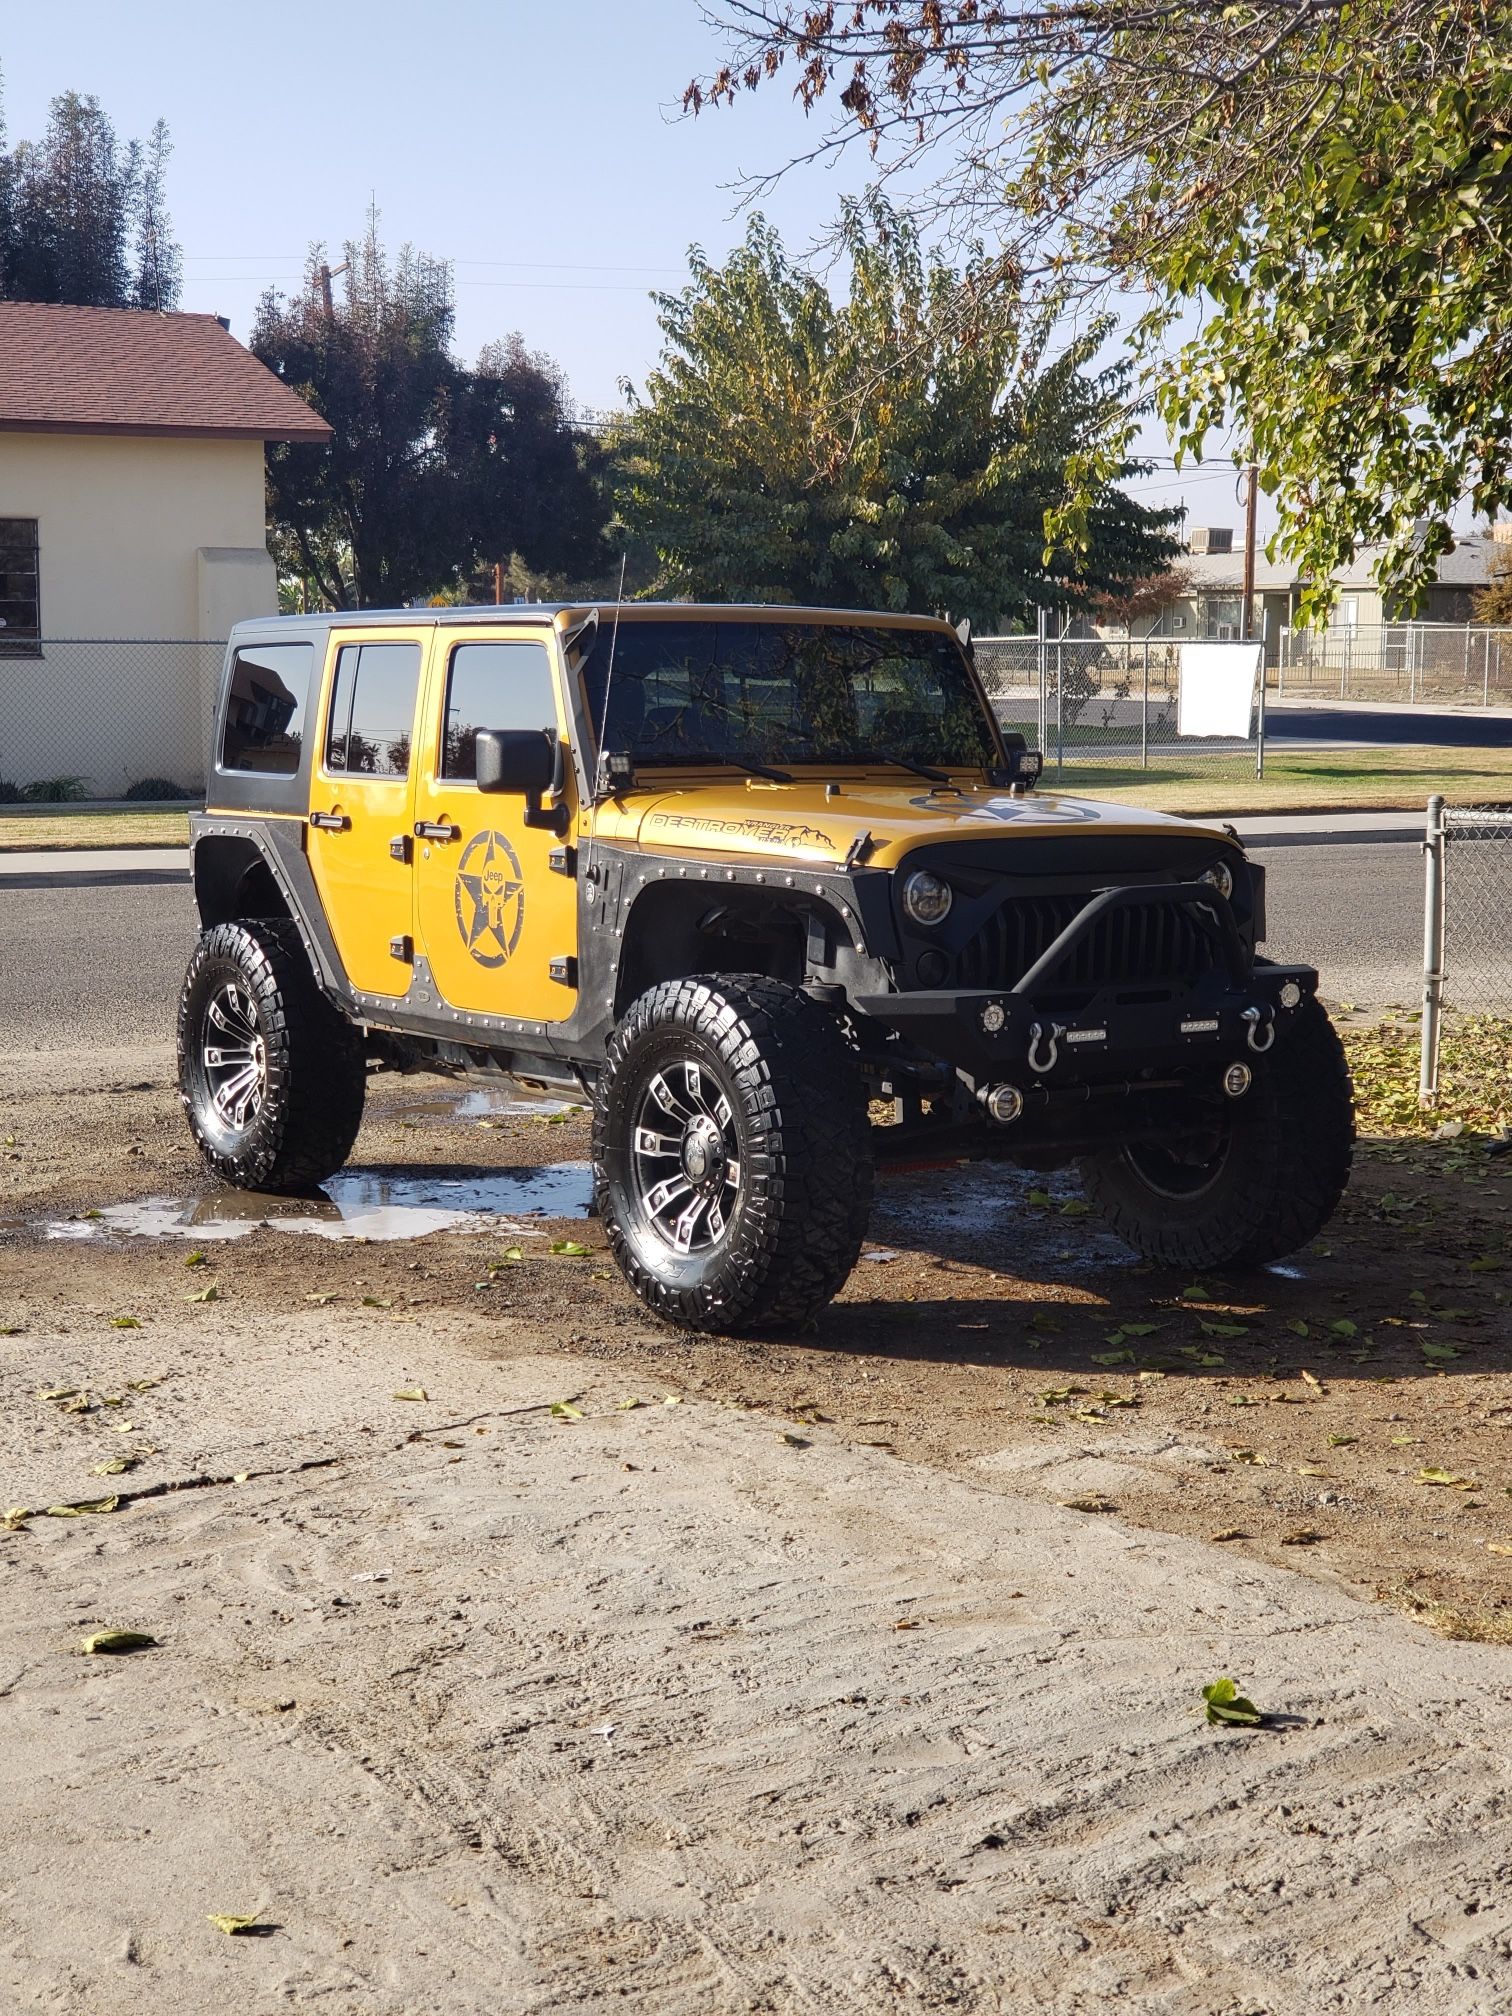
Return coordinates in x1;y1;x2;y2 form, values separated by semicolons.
220;642;314;776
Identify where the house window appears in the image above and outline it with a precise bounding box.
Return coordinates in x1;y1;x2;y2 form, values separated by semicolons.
1340;596;1360;628
325;641;421;777
0;518;41;656
1203;597;1242;638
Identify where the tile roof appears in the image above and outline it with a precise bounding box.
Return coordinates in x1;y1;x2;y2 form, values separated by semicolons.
0;301;330;441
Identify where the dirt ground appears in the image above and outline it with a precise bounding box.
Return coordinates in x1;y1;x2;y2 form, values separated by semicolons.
3;1036;1512;2012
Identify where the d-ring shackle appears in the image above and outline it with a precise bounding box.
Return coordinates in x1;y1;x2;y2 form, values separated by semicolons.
1028;1020;1064;1074
1242;1005;1276;1054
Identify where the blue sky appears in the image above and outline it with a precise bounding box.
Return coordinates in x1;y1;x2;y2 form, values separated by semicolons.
4;1;1264;535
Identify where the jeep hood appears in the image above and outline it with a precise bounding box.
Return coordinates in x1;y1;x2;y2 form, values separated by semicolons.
592;775;1230;870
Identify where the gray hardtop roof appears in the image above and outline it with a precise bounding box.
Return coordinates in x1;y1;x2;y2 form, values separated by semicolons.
227;603;956;640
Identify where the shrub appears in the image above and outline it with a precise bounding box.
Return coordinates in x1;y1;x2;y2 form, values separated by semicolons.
123;776;195;801
21;776;90;802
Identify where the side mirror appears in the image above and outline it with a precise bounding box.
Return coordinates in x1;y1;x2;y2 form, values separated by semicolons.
474;727;569;836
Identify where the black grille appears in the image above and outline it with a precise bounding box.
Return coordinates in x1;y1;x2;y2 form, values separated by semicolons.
954;892;1221;993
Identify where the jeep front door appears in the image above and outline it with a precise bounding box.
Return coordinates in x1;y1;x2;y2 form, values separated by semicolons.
412;633;578;1023
306;632;425;997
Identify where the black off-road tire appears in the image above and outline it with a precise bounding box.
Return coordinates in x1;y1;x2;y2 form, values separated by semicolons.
177;919;367;1192
1078;996;1355;1271
593;975;874;1333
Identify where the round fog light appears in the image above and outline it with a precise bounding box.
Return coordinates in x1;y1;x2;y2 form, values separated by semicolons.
981;1001;1007;1035
1200;859;1235;900
1279;980;1302;1010
986;1084;1024;1125
1223;1061;1253;1099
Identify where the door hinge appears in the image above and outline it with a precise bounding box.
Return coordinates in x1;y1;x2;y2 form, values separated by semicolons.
389;833;412;864
548;955;579;988
389;934;414;964
548;844;577;877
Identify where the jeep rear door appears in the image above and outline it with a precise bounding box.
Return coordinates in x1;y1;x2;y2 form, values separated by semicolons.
306;628;426;997
410;629;579;1023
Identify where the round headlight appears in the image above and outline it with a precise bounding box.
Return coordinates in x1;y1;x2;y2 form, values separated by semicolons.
1200;859;1235;900
903;869;953;927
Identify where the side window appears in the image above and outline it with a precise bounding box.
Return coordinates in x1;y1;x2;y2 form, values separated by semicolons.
442;640;558;781
221;641;313;775
325;641;421;777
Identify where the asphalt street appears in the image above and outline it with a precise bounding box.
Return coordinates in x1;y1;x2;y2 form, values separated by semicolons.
0;838;1422;1056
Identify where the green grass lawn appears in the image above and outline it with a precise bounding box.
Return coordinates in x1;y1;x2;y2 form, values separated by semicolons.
0;808;192;851
1045;743;1512;814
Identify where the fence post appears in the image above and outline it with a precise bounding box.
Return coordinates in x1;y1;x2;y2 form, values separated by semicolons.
1420;793;1447;1106
1409;622;1417;704
1055;624;1064;782
1463;622;1472;692
1256;611;1268;778
1141;636;1149;770
1036;607;1048;753
1485;629;1493;708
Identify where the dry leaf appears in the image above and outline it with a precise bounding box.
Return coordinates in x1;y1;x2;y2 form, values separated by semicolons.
81;1630;157;1655
206;1914;259;1937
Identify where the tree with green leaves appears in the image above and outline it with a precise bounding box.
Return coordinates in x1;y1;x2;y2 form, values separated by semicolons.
691;0;1512;619
0;78;181;309
621;202;1176;625
253;216;608;608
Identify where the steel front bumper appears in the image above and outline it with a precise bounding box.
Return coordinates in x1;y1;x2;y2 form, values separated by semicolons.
853;881;1316;1087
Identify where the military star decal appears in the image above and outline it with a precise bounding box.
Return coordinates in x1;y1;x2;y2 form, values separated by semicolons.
453;829;525;968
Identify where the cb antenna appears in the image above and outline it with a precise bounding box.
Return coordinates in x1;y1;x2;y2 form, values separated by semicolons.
595;550;630;799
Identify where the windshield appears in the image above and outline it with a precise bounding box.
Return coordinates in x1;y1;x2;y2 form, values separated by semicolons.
578;619;1000;772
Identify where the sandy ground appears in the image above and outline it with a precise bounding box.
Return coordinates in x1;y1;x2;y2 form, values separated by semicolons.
3;1041;1512;2013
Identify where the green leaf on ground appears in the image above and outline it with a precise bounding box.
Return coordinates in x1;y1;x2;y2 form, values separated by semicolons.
111;1316;141;1330
550;1400;584;1420
1091;1349;1134;1366
549;1240;591;1257
392;1387;428;1402
185;1251;207;1268
45;1496;119;1517
206;1914;259;1937
81;1630;157;1655
185;1283;220;1303
1202;1676;1263;1727
1419;1467;1477;1489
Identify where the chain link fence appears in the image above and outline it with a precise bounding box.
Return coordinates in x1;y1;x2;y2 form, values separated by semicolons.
975;632;1259;781
1419;799;1512;1100
1278;622;1512;705
0;639;223;801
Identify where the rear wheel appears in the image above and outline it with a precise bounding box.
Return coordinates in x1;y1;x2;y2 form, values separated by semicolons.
177;919;367;1192
1078;997;1354;1270
593;975;873;1332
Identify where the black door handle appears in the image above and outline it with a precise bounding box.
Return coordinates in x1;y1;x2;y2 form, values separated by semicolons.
308;810;350;832
414;820;460;842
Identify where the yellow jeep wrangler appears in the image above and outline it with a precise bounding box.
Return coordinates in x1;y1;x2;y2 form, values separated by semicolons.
179;604;1353;1331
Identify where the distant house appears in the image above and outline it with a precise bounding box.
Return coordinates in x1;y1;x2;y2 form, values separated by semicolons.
1091;523;1509;660
0;302;328;793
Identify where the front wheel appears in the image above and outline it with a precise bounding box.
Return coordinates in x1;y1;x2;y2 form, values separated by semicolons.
177;919;367;1192
593;975;874;1333
1078;997;1355;1271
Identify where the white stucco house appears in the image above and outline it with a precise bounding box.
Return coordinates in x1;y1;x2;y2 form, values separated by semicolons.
0;301;328;795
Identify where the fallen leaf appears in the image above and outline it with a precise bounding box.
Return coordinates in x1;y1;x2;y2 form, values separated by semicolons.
1060;1494;1116;1514
1209;1529;1249;1542
1286;1320;1310;1338
81;1630;157;1655
1281;1528;1325;1545
3;1506;30;1531
125;1377;162;1393
1300;1370;1324;1392
1199;1321;1248;1339
1418;1467;1477;1489
1181;1283;1215;1301
893;1617;923;1631
361;1295;392;1308
45;1496;119;1517
89;1458;134;1477
1202;1676;1263;1727
616;1397;643;1411
37;1386;77;1401
1487;1543;1512;1557
1327;1434;1358;1448
185;1251;207;1268
206;1914;259;1937
305;1292;336;1305
550;1400;584;1420
111;1316;142;1330
1328;1319;1358;1338
549;1240;591;1257
392;1387;428;1403
1090;1349;1134;1366
185;1283;220;1303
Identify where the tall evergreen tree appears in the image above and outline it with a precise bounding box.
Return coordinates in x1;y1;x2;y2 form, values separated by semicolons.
253;213;608;608
622;203;1176;626
0;74;181;309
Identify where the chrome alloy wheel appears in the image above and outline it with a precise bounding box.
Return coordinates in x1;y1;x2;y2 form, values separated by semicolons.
630;1059;742;1254
201;981;267;1131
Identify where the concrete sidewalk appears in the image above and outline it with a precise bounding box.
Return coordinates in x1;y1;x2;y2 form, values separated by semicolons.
0;811;1427;885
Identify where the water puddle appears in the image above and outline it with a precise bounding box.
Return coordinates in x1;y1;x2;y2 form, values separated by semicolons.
875;1163;1134;1272
42;1164;594;1245
389;1087;581;1127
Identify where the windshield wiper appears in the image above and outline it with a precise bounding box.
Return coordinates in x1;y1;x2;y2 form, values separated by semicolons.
874;752;952;784
651;751;794;784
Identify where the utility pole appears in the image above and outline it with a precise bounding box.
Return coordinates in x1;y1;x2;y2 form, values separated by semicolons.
1240;458;1259;641
494;561;504;605
318;260;350;318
